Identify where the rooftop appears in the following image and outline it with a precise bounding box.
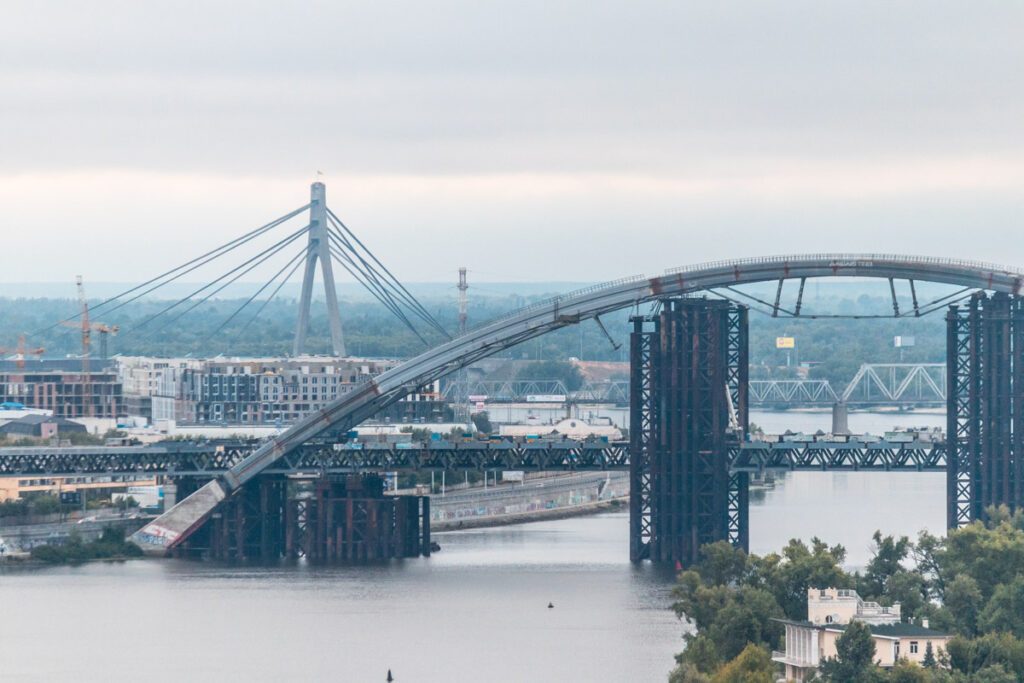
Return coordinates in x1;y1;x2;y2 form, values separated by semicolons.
774;618;950;639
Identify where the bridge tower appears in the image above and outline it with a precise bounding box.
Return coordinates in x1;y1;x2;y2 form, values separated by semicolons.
947;292;1024;527
293;182;346;356
630;298;748;565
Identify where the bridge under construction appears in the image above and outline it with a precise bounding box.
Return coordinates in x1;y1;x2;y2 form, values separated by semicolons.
21;183;1024;567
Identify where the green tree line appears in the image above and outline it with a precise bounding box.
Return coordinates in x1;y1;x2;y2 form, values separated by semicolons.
0;289;946;391
670;507;1024;682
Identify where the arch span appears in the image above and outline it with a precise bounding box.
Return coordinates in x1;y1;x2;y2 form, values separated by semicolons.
133;253;1024;552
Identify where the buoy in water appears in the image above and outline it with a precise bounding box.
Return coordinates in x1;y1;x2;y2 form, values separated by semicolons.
548;602;554;609
387;670;394;682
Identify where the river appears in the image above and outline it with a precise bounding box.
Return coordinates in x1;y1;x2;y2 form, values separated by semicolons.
0;410;948;681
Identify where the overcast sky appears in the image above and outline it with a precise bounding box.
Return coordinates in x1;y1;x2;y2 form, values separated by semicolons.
1;1;1021;286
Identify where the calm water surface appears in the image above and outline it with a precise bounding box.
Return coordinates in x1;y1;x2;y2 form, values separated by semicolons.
0;513;683;683
0;411;948;681
749;409;947;567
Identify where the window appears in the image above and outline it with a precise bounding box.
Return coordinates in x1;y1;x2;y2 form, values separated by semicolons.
909;641;919;654
825;615;833;624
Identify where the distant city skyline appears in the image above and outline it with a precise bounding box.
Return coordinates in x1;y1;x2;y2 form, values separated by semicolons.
2;2;1021;284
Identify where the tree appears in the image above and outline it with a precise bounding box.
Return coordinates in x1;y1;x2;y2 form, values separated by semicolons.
710;644;776;683
943;574;982;637
746;538;852;619
883;570;927;621
922;641;936;669
697;541;747;587
942;521;1024;601
861;532;912;598
978;574;1024;638
970;664;1018;683
674;634;721;675
886;659;927;683
945;633;1024;679
672;578;784;663
819;621;878;682
668;662;710;683
911;530;946;599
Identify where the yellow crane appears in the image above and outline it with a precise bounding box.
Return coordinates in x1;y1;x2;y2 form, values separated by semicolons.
59;320;119;360
0;334;45;370
67;276;118;417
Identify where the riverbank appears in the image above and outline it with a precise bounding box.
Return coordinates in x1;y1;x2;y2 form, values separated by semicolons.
430;471;629;531
433;496;626;531
0;514;150;554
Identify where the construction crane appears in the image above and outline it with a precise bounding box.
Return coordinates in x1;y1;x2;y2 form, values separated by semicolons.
0;334;45;370
59;320;119;360
74;276;96;418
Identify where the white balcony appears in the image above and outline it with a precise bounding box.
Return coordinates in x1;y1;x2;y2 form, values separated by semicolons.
772;650;815;668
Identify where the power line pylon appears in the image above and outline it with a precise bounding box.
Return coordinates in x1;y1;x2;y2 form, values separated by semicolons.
455;267;470;422
457;267;468;335
293;182;346;356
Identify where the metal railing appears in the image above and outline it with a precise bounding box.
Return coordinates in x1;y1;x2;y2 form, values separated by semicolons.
664;253;1024;277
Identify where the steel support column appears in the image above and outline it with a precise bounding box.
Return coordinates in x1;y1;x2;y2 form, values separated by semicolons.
630;298;747;565
947;293;1024;528
629;315;656;561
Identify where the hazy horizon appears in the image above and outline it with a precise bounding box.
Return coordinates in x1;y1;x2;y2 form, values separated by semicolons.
2;2;1021;287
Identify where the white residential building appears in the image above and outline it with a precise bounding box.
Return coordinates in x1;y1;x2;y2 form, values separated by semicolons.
772;588;952;682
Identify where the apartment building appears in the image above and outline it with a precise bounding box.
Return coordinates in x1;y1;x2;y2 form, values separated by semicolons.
0;360;122;419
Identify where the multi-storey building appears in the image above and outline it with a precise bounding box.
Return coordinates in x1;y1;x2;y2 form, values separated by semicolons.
0;360;122;419
117;357;202;422
119;356;447;426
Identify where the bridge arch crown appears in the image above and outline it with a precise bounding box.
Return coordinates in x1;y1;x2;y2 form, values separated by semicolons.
661;253;1023;291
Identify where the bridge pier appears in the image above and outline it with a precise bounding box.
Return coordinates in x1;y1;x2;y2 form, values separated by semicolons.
174;474;429;562
630;298;748;565
831;401;850;435
947;293;1024;527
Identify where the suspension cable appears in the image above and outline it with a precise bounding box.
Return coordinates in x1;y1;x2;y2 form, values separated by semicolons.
202;246;311;343
123;224;310;336
35;203;310;335
326;209;449;337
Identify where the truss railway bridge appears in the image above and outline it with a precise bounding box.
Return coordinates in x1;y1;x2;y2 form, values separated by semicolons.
30;185;1024;567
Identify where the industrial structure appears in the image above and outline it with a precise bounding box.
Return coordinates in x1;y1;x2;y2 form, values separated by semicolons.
126;245;1024;562
946;292;1024;528
628;298;749;565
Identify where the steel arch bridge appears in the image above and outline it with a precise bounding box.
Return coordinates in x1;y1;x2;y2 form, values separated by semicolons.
134;253;1024;553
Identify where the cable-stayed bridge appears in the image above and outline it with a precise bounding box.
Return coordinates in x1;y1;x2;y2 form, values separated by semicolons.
40;182;449;358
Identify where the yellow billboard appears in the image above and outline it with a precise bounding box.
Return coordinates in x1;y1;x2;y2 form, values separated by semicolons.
776;337;795;349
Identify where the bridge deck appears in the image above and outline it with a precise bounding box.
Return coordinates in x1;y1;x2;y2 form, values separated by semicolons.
0;437;945;477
